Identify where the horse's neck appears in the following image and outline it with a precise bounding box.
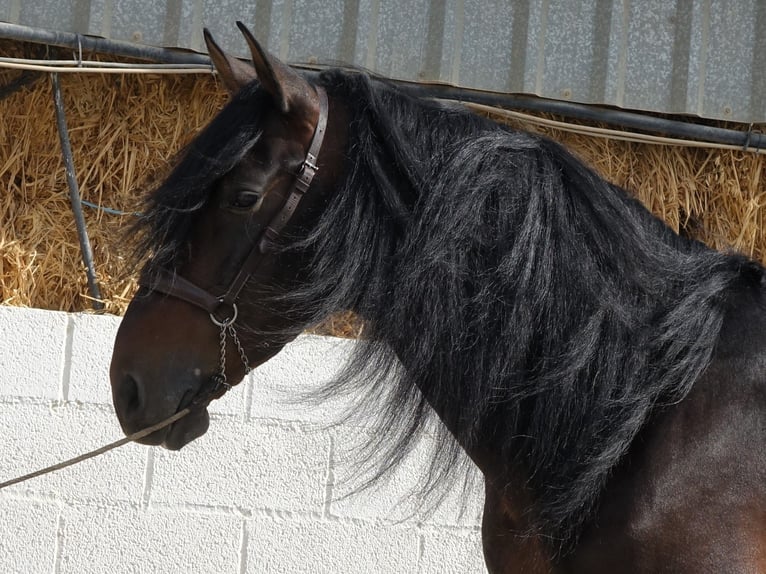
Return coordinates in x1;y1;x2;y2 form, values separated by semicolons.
377;338;498;474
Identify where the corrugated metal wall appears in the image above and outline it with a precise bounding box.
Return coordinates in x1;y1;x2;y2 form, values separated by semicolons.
2;0;764;123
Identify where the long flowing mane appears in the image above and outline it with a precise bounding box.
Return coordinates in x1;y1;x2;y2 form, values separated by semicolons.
135;69;764;550
280;70;763;547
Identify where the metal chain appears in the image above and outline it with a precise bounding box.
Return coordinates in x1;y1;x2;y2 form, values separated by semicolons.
215;323;231;390
228;324;252;376
214;322;252;393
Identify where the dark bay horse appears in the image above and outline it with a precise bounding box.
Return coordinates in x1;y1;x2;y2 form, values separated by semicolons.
110;23;766;573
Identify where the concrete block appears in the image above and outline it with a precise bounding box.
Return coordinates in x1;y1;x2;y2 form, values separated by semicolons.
329;424;434;523
0;307;489;573
249;335;356;424
0;306;67;400
329;425;484;528
207;371;248;416
0;499;59;574
150;417;330;514
246;518;419;574
0;402;146;505
68;312;122;404
420;529;486;573
59;506;240;574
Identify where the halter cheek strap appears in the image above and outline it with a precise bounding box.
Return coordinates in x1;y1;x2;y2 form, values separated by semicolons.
141;85;329;396
149;85;328;310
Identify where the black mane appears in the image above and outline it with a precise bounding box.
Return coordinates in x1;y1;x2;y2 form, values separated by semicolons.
137;69;764;550
280;70;763;548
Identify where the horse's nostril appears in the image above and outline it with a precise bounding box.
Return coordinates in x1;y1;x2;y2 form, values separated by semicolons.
116;372;143;415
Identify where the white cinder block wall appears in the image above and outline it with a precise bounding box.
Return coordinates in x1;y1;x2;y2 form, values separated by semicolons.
0;306;486;573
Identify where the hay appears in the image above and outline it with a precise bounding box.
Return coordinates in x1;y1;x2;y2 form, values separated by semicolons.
1;41;227;314
1;40;764;337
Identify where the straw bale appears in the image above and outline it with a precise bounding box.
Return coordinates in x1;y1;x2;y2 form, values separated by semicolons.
1;41;226;314
1;41;764;340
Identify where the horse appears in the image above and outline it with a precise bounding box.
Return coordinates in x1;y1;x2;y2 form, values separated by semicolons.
109;23;766;573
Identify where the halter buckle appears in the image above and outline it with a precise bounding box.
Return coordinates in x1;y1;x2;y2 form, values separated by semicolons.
301;153;319;174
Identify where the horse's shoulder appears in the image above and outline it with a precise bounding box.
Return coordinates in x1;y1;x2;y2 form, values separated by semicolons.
568;273;766;571
571;314;766;572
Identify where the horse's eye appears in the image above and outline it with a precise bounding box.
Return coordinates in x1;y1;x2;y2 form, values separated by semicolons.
228;191;262;211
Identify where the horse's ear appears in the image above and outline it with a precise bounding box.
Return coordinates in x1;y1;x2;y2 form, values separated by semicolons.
203;28;256;95
236;21;311;114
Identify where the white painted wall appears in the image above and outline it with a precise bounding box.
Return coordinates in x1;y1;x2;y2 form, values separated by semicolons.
0;306;486;573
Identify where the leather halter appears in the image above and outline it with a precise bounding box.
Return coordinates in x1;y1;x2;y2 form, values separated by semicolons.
142;85;329;325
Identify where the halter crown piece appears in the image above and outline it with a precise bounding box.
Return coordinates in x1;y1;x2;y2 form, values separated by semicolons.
142;85;329;401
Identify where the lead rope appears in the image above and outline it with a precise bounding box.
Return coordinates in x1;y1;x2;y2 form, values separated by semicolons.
0;406;193;490
0;312;252;491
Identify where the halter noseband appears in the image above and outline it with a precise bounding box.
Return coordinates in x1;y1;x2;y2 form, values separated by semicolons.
141;85;329;399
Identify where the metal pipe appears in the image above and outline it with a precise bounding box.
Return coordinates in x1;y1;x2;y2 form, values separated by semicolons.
51;73;104;311
2;21;762;151
0;22;209;65
400;83;765;151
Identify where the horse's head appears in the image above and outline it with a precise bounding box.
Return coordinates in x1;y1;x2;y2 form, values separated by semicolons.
110;23;340;449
